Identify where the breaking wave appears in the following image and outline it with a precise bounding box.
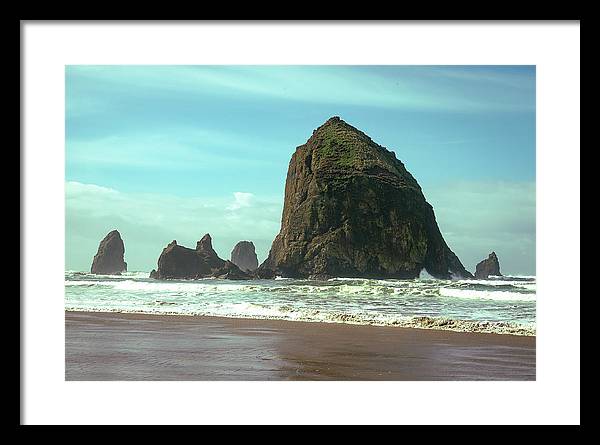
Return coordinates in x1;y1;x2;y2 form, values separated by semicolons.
65;271;536;336
64;304;535;336
439;287;536;302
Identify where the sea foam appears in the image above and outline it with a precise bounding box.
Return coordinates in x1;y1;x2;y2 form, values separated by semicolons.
65;271;536;336
439;287;536;302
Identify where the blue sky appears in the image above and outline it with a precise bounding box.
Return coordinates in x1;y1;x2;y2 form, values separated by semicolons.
66;65;535;275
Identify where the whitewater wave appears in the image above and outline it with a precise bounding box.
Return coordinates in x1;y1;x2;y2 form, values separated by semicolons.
439;287;535;302
65;275;536;301
65;271;150;280
65;271;536;335
64;304;535;336
456;278;535;288
404;316;534;336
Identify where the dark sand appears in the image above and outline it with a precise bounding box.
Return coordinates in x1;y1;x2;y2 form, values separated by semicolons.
65;311;535;381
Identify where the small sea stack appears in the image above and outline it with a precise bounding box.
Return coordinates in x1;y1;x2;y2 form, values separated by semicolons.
230;241;259;272
90;230;127;275
474;252;502;279
150;234;251;280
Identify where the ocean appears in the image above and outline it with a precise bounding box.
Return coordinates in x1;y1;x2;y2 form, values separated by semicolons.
65;270;536;336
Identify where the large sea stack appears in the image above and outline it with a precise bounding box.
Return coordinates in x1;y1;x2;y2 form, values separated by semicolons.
90;230;127;275
230;241;259;272
258;117;473;280
150;233;251;280
474;252;502;279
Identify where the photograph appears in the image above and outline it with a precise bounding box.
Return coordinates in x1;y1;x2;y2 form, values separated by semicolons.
64;65;537;381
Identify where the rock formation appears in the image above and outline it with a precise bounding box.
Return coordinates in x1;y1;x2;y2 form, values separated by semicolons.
474;252;502;279
230;241;259;272
90;230;127;275
214;260;254;280
150;234;251;280
258;116;473;280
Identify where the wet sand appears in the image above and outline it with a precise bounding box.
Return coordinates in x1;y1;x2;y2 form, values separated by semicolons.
65;311;535;381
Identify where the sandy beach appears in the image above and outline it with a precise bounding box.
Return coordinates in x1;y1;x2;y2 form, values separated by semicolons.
65;311;535;380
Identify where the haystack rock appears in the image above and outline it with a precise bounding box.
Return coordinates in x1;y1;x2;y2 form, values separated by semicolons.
258;116;473;280
230;241;259;272
474;252;502;279
90;230;127;275
150;234;251;280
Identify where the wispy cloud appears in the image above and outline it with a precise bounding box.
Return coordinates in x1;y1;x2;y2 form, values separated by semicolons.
418;66;535;89
67;65;535;114
66;129;282;171
227;192;255;210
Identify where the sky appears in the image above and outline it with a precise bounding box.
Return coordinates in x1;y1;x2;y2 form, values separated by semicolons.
66;65;536;275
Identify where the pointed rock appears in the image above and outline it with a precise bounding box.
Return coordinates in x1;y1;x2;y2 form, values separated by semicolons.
196;233;214;252
196;233;226;270
258;117;473;280
90;230;127;275
230;241;259;272
474;252;502;279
